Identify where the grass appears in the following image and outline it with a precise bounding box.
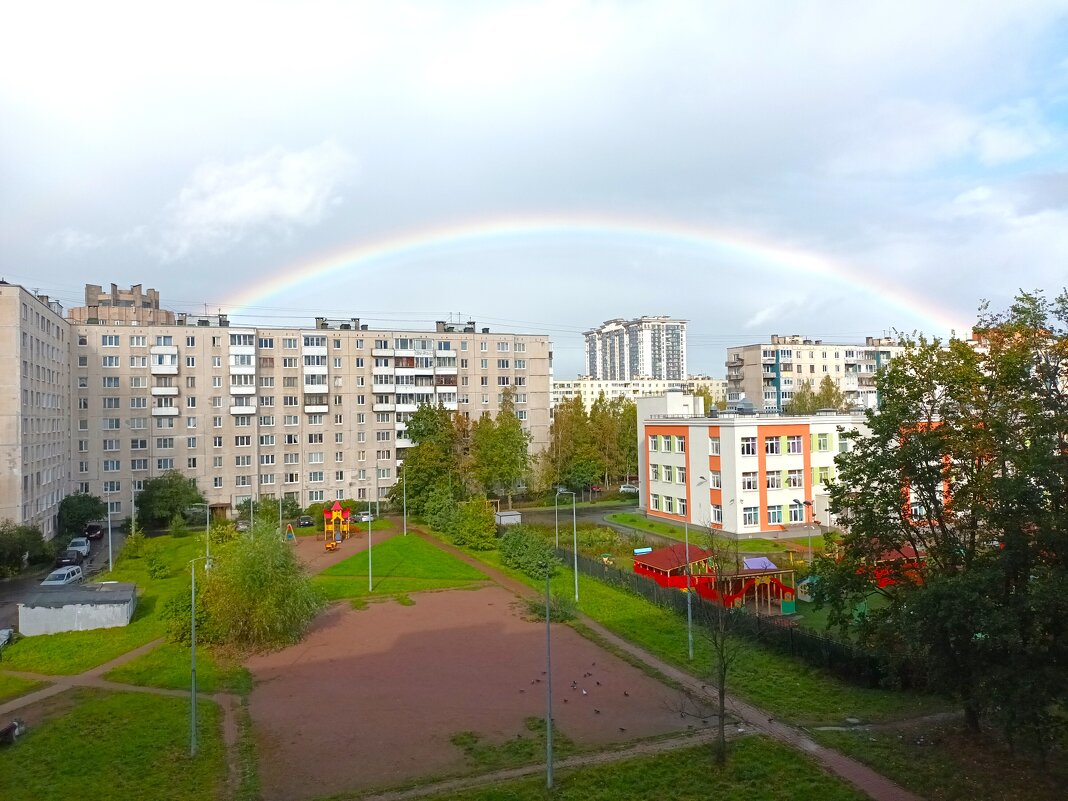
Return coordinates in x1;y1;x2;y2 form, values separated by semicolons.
449;543;946;726
430;736;866;801
450;717;578;772
0;534;204;675
606;513;796;553
311;534;488;601
0;673;44;703
0;688;226;801
813;724;1068;801
104;641;253;694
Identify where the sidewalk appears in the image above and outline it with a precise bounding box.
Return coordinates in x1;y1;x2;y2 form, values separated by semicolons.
413;527;923;801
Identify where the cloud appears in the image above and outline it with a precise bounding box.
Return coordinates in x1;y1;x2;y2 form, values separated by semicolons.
46;228;110;253
154;142;356;261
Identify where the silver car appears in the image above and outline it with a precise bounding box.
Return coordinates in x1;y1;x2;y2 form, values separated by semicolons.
41;566;85;586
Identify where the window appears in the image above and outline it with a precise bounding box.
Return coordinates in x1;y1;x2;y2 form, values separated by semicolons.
740;437;757;456
155;335;173;346
376;430;391;441
157;458;174;470
787;435;803;454
186;436;197;448
711;504;723;524
235;455;252;467
664;496;674;514
675;436;685;453
131;458;148;471
766;472;782;489
155;437;174;449
817;433;829;451
651;494;660;511
768;506;783;525
103;418;121;430
765;436;780;455
789;501;804;523
308;414;324;425
309;471;324;483
741;471;758;491
743;506;759;526
709;471;721;489
663;465;673;482
235;475;251;487
497;359;509;369
709;437;720;455
677;466;686;484
102;356;119;367
129;335;146;346
679;498;687;516
235;435;251;446
787;469;804;488
650;464;660;481
818;466;831;485
661;435;672;452
130;397;147;408
101;334;119;347
102;459;121;472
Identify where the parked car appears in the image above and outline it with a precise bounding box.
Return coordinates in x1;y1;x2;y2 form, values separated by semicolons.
67;537;91;557
41;566;84;586
235;520;250;532
55;549;85;568
355;512;374;523
298;515;314;527
619;483;639;494
591;484;603;492
84;523;104;540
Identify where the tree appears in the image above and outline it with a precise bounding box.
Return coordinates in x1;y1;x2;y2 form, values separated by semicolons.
57;493;107;539
0;521;51;577
784;380;818;414
450;499;497;550
136;471;205;528
616;399;639;482
700;534;744;764
785;375;849;414
815;290;1068;756
388;403;466;516
589;393;622;486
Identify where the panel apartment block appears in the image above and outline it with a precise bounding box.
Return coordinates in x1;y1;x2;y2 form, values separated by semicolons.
583;316;688;381
0;284;71;537
725;334;902;412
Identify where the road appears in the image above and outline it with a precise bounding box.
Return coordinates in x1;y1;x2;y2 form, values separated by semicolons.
518;503;684;548
0;528;127;630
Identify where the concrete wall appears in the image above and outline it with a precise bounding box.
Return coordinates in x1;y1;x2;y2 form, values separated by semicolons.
19;599;136;636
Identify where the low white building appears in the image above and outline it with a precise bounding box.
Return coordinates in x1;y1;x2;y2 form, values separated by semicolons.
18;582;138;636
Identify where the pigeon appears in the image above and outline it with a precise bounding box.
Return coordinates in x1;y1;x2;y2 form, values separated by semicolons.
582;689;588;695
623;691;629;697
519;689;525;694
618;727;626;733
594;709;601;714
563;699;568;704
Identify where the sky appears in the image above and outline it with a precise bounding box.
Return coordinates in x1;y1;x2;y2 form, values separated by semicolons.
2;1;1067;377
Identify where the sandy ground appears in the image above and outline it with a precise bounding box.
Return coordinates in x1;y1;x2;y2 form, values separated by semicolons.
247;586;688;800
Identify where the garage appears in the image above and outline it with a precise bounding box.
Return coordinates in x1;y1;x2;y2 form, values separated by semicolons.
18;582;138;636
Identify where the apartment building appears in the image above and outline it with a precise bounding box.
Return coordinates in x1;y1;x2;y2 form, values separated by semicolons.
0;283;71;538
725;334;902;412
0;282;552;536
552;375;727;409
67;283;175;326
583;316;688;381
636;394;867;538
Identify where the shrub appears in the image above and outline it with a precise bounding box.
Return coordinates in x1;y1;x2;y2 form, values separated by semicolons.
146;554;169;579
169;513;189;538
121;528;147;560
451;499;497;551
525;592;577;622
499;525;559;579
161;585;210;644
0;521;52;577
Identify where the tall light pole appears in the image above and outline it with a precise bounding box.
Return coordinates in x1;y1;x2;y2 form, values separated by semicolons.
105;496;113;572
686;476;706;661
189;555;211;756
554;489;560;548
402;466;407;536
793;498;814;561
368;502;374;593
192;503;210;563
544;564;554;789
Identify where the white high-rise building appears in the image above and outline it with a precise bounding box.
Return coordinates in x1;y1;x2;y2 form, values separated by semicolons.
583;316;688;381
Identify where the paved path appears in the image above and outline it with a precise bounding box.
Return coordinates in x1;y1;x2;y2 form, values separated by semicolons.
412;527;923;801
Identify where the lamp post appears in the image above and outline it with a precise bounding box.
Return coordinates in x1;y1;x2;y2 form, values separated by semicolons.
192;503;210;563
368;501;374;593
402;465;407;537
189;555;211;756
686;476;707;661
544;564;554;789
554;489;560;548
793;498;815;561
556;490;577;601
106;499;113;573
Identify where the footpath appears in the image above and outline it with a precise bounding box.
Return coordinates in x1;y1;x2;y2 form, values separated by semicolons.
414;527;923;801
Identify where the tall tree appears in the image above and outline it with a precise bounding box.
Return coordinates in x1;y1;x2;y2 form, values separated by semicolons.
616;399;639;482
589;392;622;485
784;380;818;414
388;403;465;515
135;471;205;528
814;374;848;411
815;290;1068;754
57;492;107;538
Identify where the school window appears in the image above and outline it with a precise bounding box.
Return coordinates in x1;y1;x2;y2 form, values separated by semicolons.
651;494;660;511
740;437;757;456
709;437;720;455
650;464;660;481
677;466;686;484
767;472;782;489
787;469;804;488
661;435;672;452
741;471;758;491
768;507;783;525
817;433;829;451
101;335;119;347
787;435;803;454
742;506;759;526
664;497;674;514
711;504;723;524
678;498;687;516
789;501;804;523
709;471;721;488
663;465;673;482
765;436;780;455
675;436;685;453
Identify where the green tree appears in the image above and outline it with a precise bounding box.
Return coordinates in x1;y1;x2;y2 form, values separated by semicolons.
589;393;622;485
57;493;107;539
815;290;1068;756
136;471;205;528
388;403;466;516
784;380;818;414
0;521;51;577
616;399;639;482
451;498;497;550
814;374;848;411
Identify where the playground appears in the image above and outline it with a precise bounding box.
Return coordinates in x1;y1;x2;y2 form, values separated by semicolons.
246;584;692;801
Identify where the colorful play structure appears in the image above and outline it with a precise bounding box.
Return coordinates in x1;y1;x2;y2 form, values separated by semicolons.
322;502;353;551
632;542;797;615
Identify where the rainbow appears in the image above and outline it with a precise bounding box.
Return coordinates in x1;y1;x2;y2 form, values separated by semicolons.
219;213;972;335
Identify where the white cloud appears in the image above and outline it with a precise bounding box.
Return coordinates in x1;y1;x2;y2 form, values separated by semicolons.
154;142;356;261
46;228;110;253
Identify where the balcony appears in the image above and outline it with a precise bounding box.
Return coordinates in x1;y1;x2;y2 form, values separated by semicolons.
371;348;394;357
151;386;179;396
303;384;328;395
435;365;458;375
304;404;329;414
302;346;327;357
372;382;396;393
230;385;256;395
228;364;255;375
151;407;179;416
302;364;328;375
228;344;255;356
149;345;178;356
726;356;744;367
396;402;418;413
372;402;396;412
230;404;257;415
395;437;413;448
150;364;178;376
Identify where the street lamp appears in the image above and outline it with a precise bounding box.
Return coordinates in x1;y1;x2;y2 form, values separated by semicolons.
191;502;210;563
544;563;554;789
106;497;114;573
793;498;815;561
556;490;578;602
189;555;212;756
402;465;407;537
686;476;707;661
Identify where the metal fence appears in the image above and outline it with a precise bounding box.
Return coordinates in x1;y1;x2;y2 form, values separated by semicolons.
556;547;918;688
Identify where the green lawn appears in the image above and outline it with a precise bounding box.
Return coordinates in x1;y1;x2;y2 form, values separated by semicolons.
104;642;252;695
813;725;1068;801
606;513;795;553
449;544;946;726
432;737;865;801
0;534;205;675
0;689;226;801
0;673;44;703
311;534;488;601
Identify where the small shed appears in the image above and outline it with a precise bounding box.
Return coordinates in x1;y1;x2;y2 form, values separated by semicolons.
495;510;522;527
633;542;715;581
18;582;138;636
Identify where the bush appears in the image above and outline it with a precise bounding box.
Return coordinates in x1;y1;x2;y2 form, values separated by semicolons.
0;521;52;577
121;528;147;560
525;592;577;622
423;485;458;534
169;514;189;538
146;554;169;579
451;499;497;551
499;525;559;579
161;585;210;645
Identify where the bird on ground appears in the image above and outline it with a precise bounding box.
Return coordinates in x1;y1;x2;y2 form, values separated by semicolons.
623;691;629;697
563;699;568;704
519;689;525;694
582;689;588;695
618;727;626;733
594;709;601;714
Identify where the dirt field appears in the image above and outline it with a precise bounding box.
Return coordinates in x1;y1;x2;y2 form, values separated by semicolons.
247;586;690;800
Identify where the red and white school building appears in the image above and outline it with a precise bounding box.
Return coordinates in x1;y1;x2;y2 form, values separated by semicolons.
636;393;869;538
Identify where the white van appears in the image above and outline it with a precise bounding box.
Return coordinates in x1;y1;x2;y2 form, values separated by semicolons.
41;566;85;586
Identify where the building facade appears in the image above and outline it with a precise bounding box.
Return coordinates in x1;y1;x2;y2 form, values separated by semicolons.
66;283;175;326
583;316;688;381
0;283;552;536
552;375;727;409
0;283;71;538
725;334;902;412
637;394;867;538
